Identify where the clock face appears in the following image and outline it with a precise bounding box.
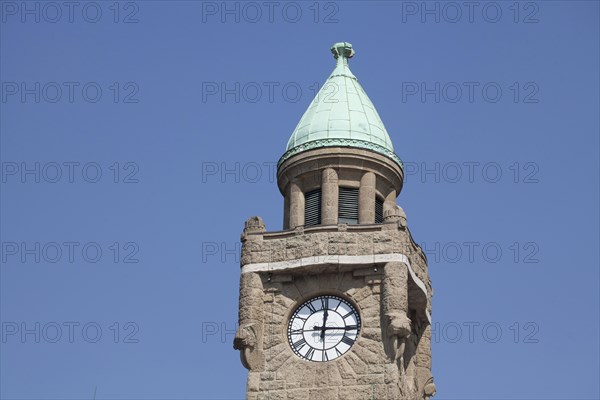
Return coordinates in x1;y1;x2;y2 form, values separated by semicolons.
287;295;361;362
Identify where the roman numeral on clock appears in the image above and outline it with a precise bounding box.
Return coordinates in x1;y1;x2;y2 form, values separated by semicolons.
334;300;341;311
305;347;315;360
290;328;303;335
341;335;355;346
293;338;307;350
342;311;354;319
305;302;317;313
321;297;329;310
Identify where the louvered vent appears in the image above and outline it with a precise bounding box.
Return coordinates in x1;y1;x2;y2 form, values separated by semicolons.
304;189;321;227
338;187;359;224
375;198;384;223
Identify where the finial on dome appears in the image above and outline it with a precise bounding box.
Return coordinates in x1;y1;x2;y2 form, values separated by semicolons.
331;42;354;60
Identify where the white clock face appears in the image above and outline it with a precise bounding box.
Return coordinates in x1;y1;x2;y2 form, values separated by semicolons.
287;295;361;362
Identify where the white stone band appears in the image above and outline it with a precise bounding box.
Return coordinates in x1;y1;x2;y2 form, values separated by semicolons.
241;253;431;323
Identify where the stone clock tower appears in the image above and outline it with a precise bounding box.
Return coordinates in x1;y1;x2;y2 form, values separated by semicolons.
234;43;436;400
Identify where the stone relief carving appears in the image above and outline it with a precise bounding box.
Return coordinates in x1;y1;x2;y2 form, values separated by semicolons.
387;311;412;369
381;258;436;399
233;322;258;370
234;270;264;371
424;376;437;400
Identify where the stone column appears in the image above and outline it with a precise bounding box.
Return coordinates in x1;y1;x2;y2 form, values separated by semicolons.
283;193;290;229
288;180;304;228
382;261;409;322
321;168;338;225
358;171;376;224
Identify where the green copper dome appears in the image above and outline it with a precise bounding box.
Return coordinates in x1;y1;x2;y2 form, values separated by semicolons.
278;42;402;169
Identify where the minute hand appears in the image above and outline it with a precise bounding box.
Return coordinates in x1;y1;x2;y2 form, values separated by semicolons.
314;325;358;331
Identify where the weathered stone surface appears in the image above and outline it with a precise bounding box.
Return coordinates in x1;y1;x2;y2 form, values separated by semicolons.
259;380;286;391
263;333;284;350
361;327;382;341
314;364;343;387
353;341;384;364
286;388;309;400
356;373;385;385
345;351;369;375
338;384;386;400
247;371;261;392
309;387;338;400
336;357;358;379
257;391;286;400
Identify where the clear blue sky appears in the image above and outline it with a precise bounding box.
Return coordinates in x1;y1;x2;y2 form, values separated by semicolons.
1;1;598;399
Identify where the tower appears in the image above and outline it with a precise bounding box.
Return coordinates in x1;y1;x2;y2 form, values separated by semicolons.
234;43;436;400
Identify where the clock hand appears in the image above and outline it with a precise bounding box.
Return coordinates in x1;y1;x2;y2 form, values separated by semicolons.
320;309;329;340
313;325;358;331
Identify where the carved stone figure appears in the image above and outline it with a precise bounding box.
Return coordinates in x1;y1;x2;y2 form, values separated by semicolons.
387;311;412;367
424;376;437;399
234;269;264;372
233;322;258;370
